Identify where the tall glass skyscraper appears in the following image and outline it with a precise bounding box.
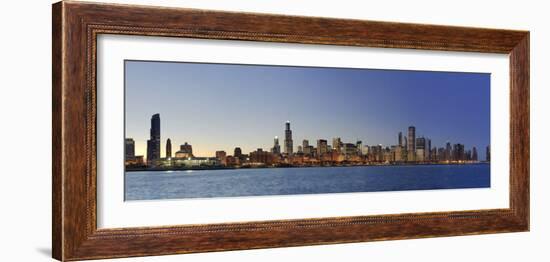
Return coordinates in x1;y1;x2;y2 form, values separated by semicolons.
398;132;403;147
125;138;135;160
472;146;478;161
284;121;293;155
415;137;426;162
407;126;416;161
166;138;172;158
146;113;161;163
272;136;281;154
332;137;342;153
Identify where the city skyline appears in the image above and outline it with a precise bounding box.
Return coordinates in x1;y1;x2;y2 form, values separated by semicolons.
125;60;490;160
128;116;486;162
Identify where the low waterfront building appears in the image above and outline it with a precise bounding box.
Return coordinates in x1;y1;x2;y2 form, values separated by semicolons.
320;152;334;162
215;150;227;165
172;157;220;167
291;154;305;165
249;148;275;165
225;155;240;166
125;155;144;167
156;157;173;167
329;150;345;163
175;142;193;158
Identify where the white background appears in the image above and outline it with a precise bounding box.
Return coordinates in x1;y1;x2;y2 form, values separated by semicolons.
0;0;547;261
98;35;509;228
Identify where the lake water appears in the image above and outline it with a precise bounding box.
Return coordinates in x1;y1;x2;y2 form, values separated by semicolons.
125;164;490;201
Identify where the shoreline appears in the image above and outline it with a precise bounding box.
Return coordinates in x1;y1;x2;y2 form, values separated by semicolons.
126;162;490;173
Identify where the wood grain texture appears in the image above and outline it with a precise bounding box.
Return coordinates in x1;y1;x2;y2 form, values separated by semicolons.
52;1;530;261
52;2;63;260
509;34;530;227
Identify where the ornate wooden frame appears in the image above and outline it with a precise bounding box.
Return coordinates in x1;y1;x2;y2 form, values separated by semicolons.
52;1;529;261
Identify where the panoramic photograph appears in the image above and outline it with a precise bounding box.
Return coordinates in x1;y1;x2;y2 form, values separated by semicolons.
124;60;491;201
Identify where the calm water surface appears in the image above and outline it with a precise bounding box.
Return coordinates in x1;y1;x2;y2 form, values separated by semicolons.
125;164;490;201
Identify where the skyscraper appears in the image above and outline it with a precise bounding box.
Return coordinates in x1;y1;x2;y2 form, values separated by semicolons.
342;143;358;156
146;113;161;163
284;121;293;155
431;148;438;161
356;140;363;155
444;142;451;161
302;139;311;156
372;144;383;162
394;145;404;162
272;136;281;154
407;126;416;161
426;138;431;160
317;139;328;156
486;146;491;162
398;132;403;147
166;138;172;158
453;144;465;161
438;147;445;161
234;147;243;158
125;138;135;160
415;137;426;162
362;144;370;155
472;146;478;161
332;137;342;152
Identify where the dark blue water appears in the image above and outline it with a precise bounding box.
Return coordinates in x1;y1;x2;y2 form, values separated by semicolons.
125;164;490;201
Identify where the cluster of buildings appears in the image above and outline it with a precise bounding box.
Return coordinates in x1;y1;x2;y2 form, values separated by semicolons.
125;114;490;170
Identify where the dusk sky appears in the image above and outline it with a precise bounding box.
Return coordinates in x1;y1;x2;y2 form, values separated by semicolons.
125;60;490;160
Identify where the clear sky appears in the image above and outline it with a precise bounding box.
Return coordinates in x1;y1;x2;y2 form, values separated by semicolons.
125;60;490;160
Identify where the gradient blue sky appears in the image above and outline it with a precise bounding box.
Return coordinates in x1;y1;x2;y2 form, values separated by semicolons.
125;60;490;159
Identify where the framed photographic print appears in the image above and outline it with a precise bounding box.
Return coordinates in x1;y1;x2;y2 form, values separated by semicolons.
52;1;529;261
